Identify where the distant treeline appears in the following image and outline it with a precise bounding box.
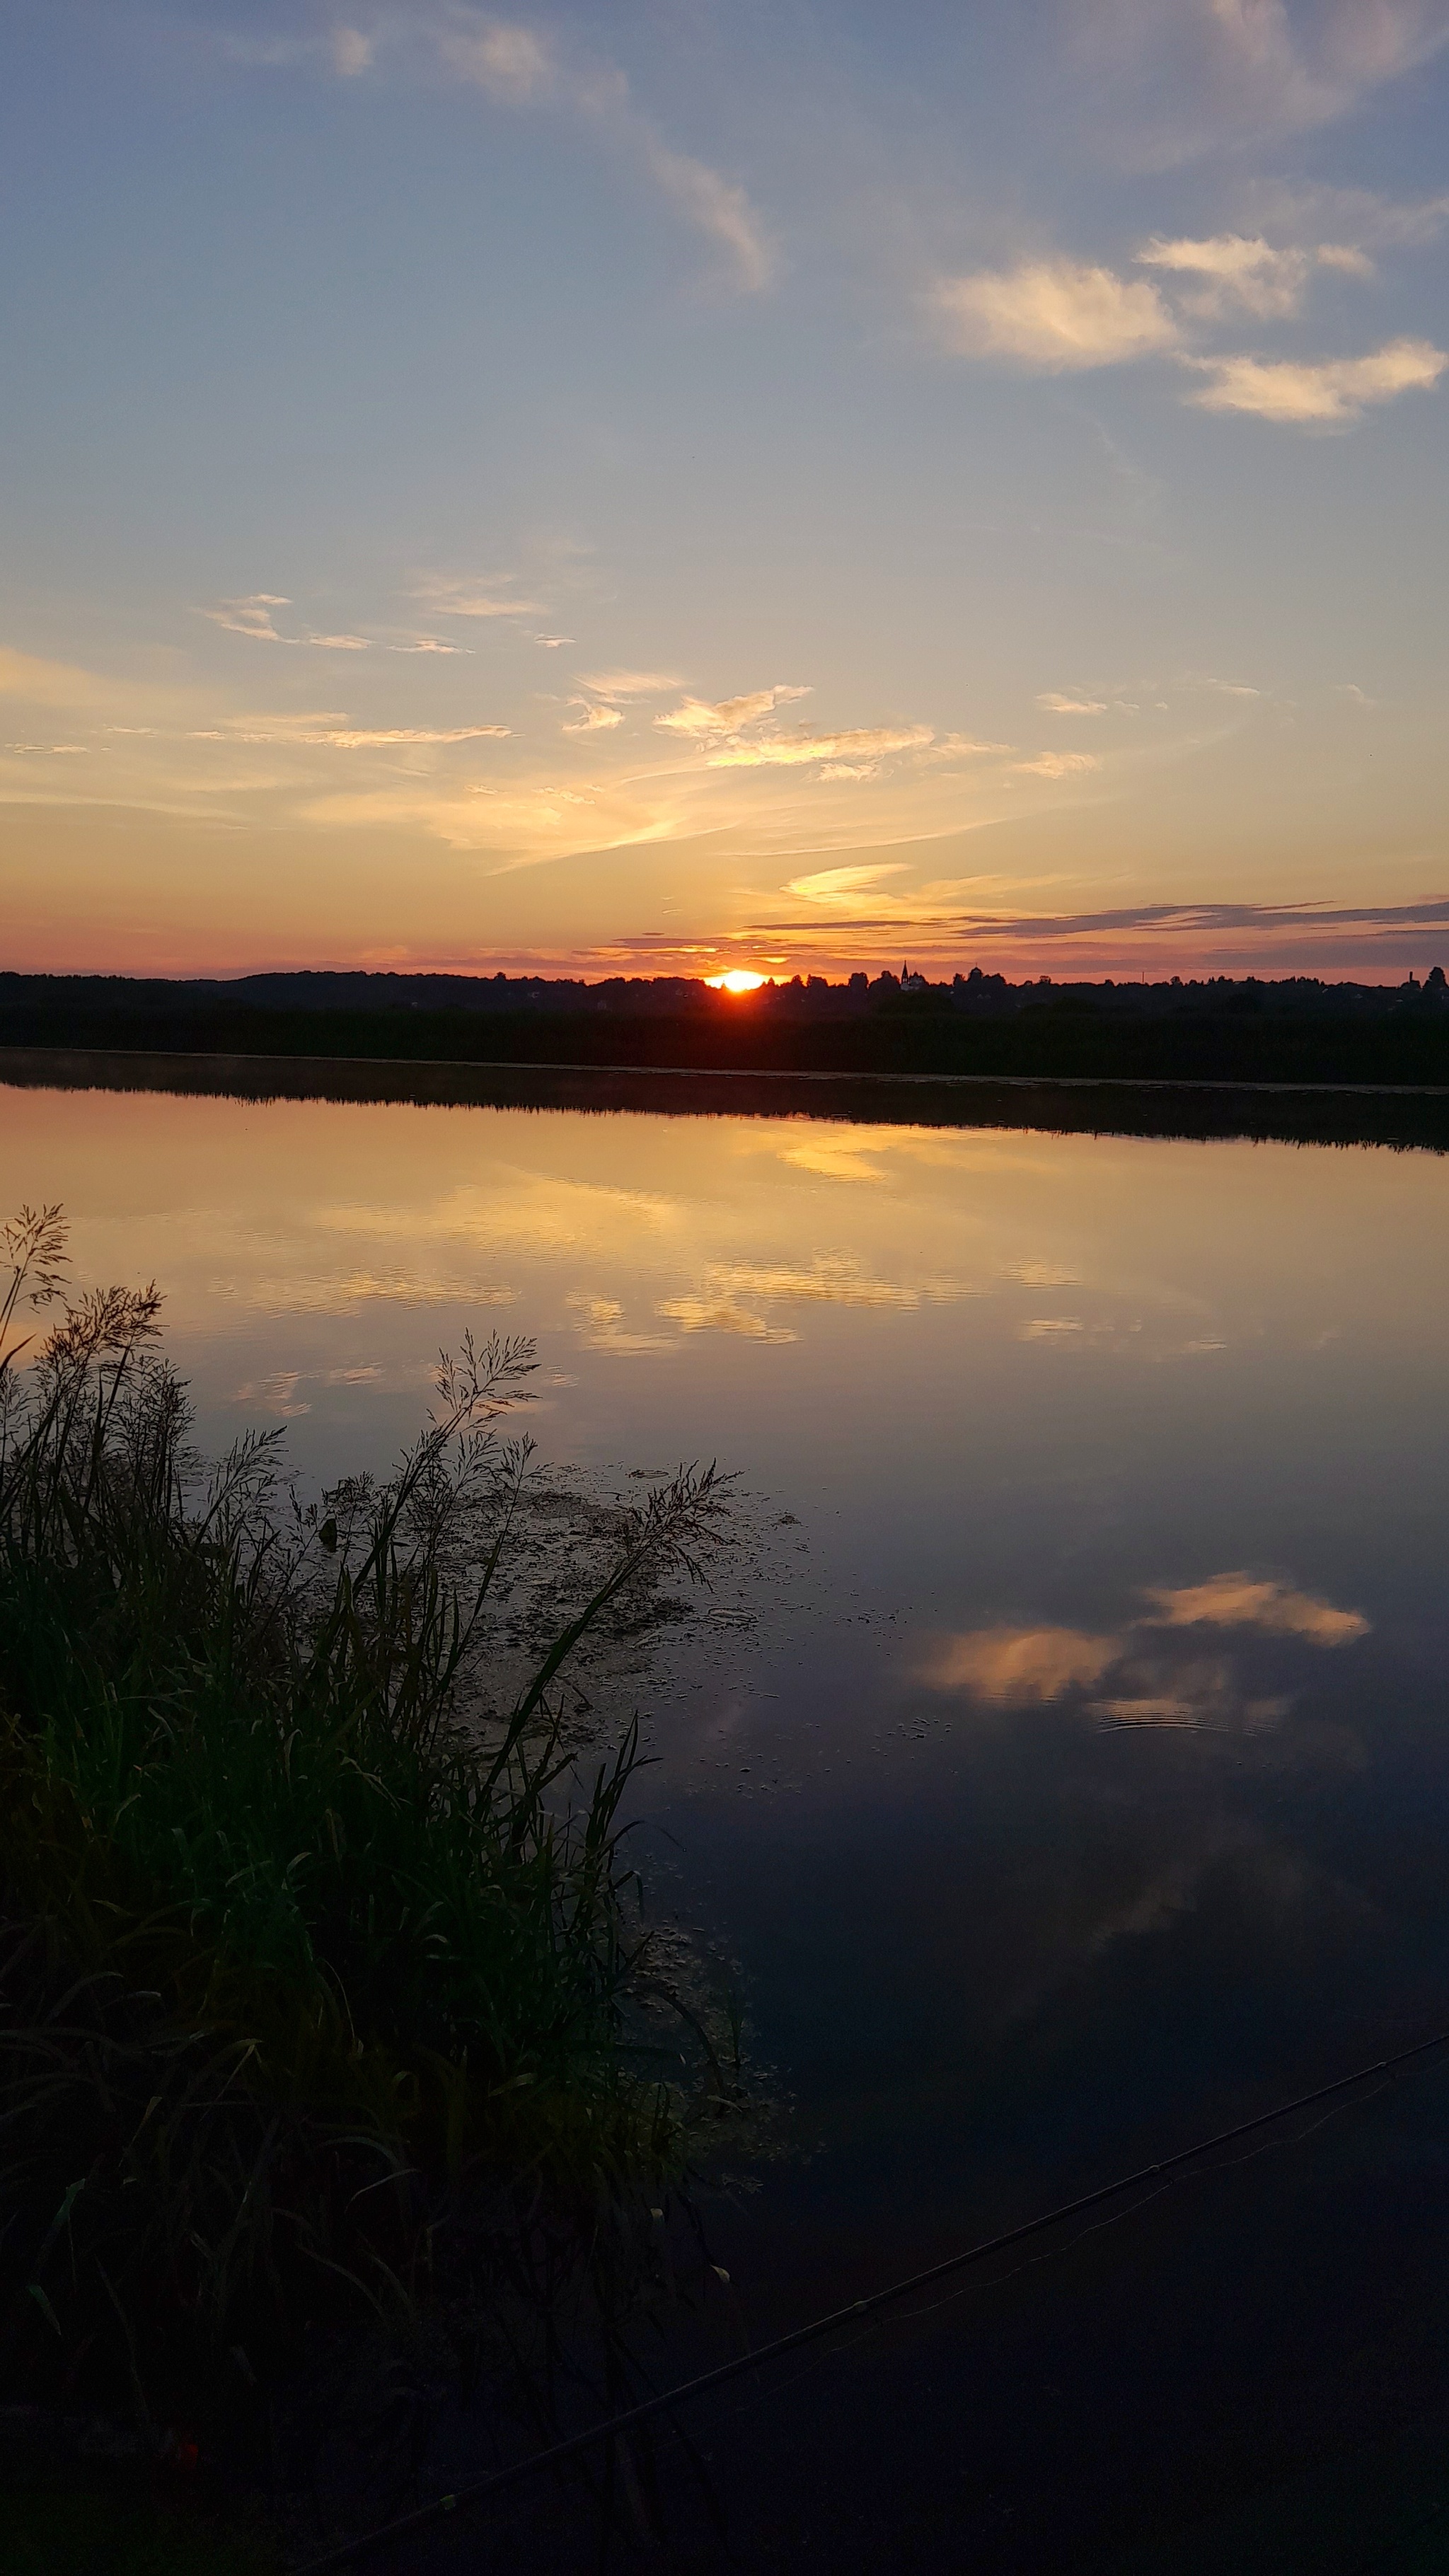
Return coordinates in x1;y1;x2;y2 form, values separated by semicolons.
4;965;1449;1085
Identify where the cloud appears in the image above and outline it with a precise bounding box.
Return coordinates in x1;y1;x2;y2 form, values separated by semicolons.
641;140;775;293
655;1294;796;1344
412;573;545;618
1037;692;1109;715
1072;0;1449;163
785;862;911;905
201;599;380;649
920;1627;1120;1704
1245;183;1449;252
440;16;774;291
1184;335;1447;423
563;700;623;732
581;669;683;699
331;26;374;77
203;594;293;642
1013;751;1101;778
565;1293;676;1356
1138;232;1370;319
441;21;555;102
190;716;509;749
700;1255;943;1306
708;724;933;771
1143;1573;1369;1645
930;259;1178;371
656;684;811;737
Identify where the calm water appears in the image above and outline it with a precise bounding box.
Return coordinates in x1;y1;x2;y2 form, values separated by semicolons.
7;1073;1449;2566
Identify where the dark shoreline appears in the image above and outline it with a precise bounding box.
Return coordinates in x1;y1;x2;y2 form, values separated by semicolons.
7;1043;1449;1152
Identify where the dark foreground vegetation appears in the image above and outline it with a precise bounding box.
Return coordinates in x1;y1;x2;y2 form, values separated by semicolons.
5;965;1449;1086
0;1206;736;2471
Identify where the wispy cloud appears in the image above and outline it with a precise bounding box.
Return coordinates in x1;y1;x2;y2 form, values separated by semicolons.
1243;183;1449;253
656;684;810;737
1037;692;1109;715
1184;335;1448;423
441;19;554;103
439;15;775;291
920;1627;1119;1704
708;723;933;773
581;669;683;699
412;572;545;619
203;594;294;642
190;715;509;749
785;862;911;906
562;700;623;732
930;259;1178;370
918;1566;1368;1723
331;26;375;78
1143;1573;1369;1645
1071;0;1449;164
1138;231;1371;319
641;139;775;294
1013;751;1100;778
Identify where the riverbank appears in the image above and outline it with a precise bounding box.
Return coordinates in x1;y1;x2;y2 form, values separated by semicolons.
0;1204;739;2470
6;1043;1449;1153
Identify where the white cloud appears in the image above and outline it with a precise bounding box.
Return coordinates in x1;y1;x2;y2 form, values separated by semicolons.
642;141;775;293
307;632;372;650
1014;751;1101;778
202;594;293;642
931;259;1178;371
785;863;911;904
582;669;684;699
925;733;1015;760
190;716;509;749
1246;183;1449;251
1138;231;1370;318
657;684;810;737
413;573;544;618
1037;692;1109;715
440;20;555;103
709;724;933;770
331;26;374;78
1073;0;1449;163
1184;335;1448;423
563;700;623;732
308;724;509;748
440;17;774;291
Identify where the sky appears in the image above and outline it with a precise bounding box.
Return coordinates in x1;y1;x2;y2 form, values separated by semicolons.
4;0;1449;983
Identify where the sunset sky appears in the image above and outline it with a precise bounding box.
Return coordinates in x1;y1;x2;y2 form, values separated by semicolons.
5;0;1449;982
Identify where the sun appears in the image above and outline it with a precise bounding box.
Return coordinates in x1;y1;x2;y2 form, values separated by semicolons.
705;969;768;994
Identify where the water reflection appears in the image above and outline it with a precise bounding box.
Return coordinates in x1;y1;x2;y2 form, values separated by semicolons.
920;1574;1370;1732
4;1074;1449;2307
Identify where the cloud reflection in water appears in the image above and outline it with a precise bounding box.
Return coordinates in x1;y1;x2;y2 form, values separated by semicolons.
920;1569;1369;1730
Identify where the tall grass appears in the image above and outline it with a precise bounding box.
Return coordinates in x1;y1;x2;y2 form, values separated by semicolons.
0;1204;730;2430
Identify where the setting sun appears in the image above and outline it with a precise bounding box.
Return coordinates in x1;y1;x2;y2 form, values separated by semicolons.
705;969;768;995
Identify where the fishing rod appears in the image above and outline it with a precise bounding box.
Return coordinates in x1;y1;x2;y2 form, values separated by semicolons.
295;2021;1449;2572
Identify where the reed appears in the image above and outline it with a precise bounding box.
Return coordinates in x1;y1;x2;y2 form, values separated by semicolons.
0;1203;730;2432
